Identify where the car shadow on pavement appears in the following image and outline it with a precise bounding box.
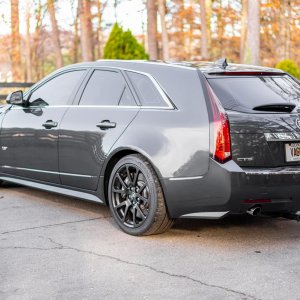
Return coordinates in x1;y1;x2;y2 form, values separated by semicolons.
2;184;300;244
166;214;300;248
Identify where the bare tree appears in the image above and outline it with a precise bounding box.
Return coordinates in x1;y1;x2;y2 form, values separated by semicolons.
147;0;158;60
72;3;80;63
158;0;169;60
79;0;94;61
247;0;260;65
205;0;212;57
25;0;32;82
95;0;108;59
32;0;45;80
240;0;247;63
10;0;22;81
47;0;63;68
199;0;208;59
279;0;291;60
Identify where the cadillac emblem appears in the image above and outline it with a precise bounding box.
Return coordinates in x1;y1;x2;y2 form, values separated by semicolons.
296;118;300;130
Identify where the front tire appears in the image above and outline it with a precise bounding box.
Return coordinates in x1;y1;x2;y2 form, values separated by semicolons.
108;154;173;236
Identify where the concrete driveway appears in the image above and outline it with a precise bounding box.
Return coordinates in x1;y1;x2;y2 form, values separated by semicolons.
1;183;300;300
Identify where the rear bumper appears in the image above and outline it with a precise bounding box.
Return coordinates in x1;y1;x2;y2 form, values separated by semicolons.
163;159;300;218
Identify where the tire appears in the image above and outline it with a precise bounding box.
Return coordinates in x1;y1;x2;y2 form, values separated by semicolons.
108;154;173;236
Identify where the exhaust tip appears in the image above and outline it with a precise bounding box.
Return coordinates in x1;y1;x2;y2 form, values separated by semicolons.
247;206;262;216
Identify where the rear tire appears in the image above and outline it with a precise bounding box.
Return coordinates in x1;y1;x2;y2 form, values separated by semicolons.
108;154;173;236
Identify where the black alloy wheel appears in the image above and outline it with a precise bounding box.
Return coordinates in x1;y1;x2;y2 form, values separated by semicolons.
108;154;173;236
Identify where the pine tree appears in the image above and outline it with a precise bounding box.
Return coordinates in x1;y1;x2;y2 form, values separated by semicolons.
103;23;149;60
276;59;300;79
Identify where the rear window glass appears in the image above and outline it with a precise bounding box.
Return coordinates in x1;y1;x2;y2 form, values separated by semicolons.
208;75;300;111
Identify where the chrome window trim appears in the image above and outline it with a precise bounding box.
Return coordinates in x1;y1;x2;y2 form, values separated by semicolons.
10;105;172;110
22;65;175;110
122;69;174;109
23;66;89;98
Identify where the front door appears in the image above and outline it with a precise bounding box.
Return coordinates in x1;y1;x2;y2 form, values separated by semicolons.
0;69;87;184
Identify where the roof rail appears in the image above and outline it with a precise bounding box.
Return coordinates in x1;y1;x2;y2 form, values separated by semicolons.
214;58;228;69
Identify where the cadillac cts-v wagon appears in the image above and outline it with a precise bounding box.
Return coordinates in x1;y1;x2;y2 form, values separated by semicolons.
2;59;300;235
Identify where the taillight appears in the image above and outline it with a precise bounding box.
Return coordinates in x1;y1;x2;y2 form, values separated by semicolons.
206;83;232;163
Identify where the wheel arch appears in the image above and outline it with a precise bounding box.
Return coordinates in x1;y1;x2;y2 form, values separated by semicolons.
101;147;165;206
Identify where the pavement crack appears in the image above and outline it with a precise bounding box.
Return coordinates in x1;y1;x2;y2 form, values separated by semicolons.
0;216;111;235
0;246;61;251
0;236;261;299
45;238;261;300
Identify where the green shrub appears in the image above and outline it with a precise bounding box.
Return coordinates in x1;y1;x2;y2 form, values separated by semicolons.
103;23;148;60
275;59;300;79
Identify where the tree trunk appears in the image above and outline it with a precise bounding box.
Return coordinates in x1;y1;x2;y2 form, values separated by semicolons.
247;0;260;65
72;3;80;63
280;0;291;60
25;0;32;82
95;0;105;59
147;0;158;60
79;0;94;61
285;0;291;59
47;0;63;68
10;0;22;81
240;0;247;63
199;0;208;60
205;0;212;55
158;0;169;60
216;0;225;58
32;0;43;81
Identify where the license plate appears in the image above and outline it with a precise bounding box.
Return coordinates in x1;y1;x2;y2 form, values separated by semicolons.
285;143;300;162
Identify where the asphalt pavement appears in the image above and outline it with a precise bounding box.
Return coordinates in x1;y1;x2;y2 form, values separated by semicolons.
1;183;300;300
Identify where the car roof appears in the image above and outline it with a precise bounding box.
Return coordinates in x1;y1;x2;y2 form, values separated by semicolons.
66;59;283;74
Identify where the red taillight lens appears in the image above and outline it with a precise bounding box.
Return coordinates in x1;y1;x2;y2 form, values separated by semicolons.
206;83;232;163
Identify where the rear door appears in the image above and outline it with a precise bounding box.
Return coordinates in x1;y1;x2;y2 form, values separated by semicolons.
59;68;139;190
207;74;300;167
0;69;86;183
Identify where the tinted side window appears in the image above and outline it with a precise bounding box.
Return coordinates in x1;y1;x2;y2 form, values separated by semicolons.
126;71;167;107
80;70;135;106
29;70;85;106
119;87;136;106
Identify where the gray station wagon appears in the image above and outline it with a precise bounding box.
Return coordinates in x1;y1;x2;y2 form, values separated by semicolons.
2;59;300;235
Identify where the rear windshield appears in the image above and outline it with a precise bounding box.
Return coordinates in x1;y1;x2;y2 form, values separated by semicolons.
208;75;300;112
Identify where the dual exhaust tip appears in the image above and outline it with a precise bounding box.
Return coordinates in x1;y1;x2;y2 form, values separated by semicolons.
246;206;300;221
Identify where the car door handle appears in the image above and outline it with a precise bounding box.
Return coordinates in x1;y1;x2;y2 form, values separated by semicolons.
42;120;58;129
96;120;117;130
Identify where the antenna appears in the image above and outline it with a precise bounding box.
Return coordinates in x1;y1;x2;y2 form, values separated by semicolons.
215;58;228;69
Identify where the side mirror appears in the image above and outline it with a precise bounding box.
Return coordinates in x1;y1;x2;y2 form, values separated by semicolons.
6;90;24;106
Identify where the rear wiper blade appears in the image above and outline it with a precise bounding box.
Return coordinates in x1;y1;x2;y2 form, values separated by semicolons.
253;103;296;113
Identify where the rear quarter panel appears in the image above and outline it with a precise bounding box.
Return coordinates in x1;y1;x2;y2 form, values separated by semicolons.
104;64;210;179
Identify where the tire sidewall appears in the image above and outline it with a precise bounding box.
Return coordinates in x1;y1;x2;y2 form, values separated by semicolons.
108;155;159;236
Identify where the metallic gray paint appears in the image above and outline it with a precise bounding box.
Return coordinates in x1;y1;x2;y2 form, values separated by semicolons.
1;61;300;220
